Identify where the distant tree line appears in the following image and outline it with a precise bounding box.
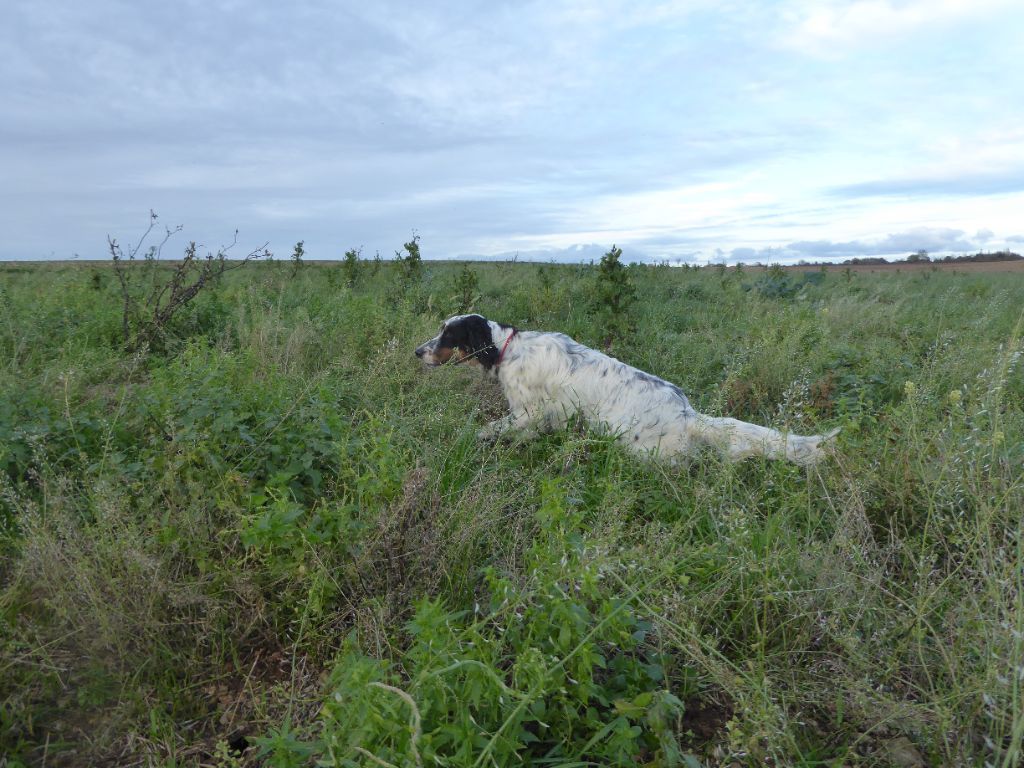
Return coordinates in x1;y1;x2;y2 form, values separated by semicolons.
794;250;1022;267
930;250;1023;263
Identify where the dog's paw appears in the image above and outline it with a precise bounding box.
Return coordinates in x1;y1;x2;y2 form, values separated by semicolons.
477;425;500;444
791;428;841;466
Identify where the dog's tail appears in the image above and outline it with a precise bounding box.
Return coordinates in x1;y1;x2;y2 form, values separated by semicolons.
691;416;840;466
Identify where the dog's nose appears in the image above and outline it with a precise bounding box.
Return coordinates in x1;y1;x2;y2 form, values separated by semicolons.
415;346;425;358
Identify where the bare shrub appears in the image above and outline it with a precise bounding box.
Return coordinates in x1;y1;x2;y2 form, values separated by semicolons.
109;210;269;351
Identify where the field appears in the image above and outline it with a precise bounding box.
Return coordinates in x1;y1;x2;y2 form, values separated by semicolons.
794;261;1024;275
1;256;1023;767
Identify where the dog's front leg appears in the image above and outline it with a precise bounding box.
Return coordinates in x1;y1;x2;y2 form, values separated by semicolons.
478;410;537;443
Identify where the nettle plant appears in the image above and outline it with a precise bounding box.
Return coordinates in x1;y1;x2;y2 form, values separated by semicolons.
315;480;691;768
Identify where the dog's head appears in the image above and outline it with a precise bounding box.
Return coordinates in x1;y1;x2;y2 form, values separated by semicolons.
415;314;501;370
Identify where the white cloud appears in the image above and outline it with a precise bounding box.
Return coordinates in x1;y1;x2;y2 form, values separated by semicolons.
780;0;1018;56
726;226;981;263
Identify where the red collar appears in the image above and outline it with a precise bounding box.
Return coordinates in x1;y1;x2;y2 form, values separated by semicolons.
496;329;516;366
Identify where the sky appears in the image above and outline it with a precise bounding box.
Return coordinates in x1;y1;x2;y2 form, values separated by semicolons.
3;0;1024;264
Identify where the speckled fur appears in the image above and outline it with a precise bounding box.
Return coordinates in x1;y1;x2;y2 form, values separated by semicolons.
417;314;839;466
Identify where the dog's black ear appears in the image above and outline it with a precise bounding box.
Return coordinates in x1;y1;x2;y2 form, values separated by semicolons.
459;315;499;370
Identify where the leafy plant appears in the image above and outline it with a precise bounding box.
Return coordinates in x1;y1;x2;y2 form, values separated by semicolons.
317;479;692;767
291;240;305;276
343;247;363;287
250;723;318;768
590;245;636;345
750;264;798;299
453;264;480;312
397;233;423;282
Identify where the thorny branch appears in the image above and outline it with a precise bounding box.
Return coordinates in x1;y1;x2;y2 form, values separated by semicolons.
108;210;270;351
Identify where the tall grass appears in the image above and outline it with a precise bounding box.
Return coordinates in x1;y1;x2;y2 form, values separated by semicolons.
1;259;1022;766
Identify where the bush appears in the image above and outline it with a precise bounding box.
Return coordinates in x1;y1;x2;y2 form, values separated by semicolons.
108;211;268;351
397;233;423;282
590;245;636;345
343;247;363;287
453;264;480;312
750;264;798;299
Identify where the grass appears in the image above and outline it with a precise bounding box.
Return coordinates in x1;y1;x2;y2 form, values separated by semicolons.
0;257;1022;766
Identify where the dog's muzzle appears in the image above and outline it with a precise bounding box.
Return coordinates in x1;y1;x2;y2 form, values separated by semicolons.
415;339;440;365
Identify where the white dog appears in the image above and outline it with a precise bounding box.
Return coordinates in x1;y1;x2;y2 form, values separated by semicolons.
416;314;839;466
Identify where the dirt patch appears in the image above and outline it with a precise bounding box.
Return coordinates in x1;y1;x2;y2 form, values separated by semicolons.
680;694;734;749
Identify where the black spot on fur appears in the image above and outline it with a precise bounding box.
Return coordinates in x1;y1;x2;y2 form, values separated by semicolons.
550;334;592;373
632;369;664;387
631;370;691;407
